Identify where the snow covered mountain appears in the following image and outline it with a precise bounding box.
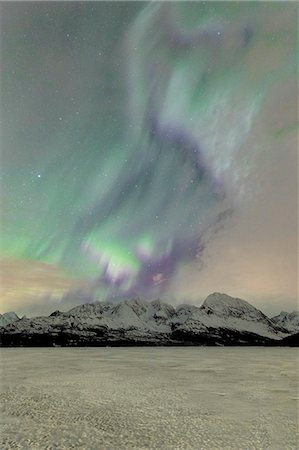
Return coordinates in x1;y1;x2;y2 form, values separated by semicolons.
0;312;19;327
271;311;299;333
196;293;284;339
0;294;296;346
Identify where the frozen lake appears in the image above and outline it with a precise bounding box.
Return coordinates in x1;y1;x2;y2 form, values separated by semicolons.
0;347;298;449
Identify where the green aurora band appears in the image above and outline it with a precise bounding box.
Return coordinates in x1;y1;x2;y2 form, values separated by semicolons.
1;2;297;302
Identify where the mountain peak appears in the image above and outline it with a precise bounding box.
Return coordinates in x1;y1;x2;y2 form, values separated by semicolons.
201;293;267;321
0;311;19;327
203;292;253;309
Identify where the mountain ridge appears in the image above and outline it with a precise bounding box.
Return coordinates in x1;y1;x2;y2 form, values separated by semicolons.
1;293;298;347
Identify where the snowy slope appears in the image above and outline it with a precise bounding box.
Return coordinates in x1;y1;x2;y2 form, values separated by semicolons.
0;312;19;327
202;293;267;320
196;293;287;339
271;311;299;333
171;293;288;339
67;298;175;333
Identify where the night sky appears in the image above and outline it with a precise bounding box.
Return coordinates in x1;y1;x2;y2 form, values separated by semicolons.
1;2;298;316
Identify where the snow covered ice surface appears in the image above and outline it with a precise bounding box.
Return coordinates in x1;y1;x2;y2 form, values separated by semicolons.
0;348;298;450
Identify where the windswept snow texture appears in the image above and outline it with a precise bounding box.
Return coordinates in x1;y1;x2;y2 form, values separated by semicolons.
1;347;298;449
1;293;295;346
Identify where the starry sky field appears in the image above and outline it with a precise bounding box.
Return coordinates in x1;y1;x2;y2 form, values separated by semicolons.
1;2;298;316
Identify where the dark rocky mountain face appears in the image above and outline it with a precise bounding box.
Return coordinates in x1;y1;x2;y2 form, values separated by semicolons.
277;332;299;347
0;294;297;347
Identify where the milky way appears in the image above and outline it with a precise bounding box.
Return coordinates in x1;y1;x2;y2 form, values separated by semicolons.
1;2;298;310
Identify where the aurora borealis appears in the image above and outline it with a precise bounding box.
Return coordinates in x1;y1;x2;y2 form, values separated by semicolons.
1;2;298;316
